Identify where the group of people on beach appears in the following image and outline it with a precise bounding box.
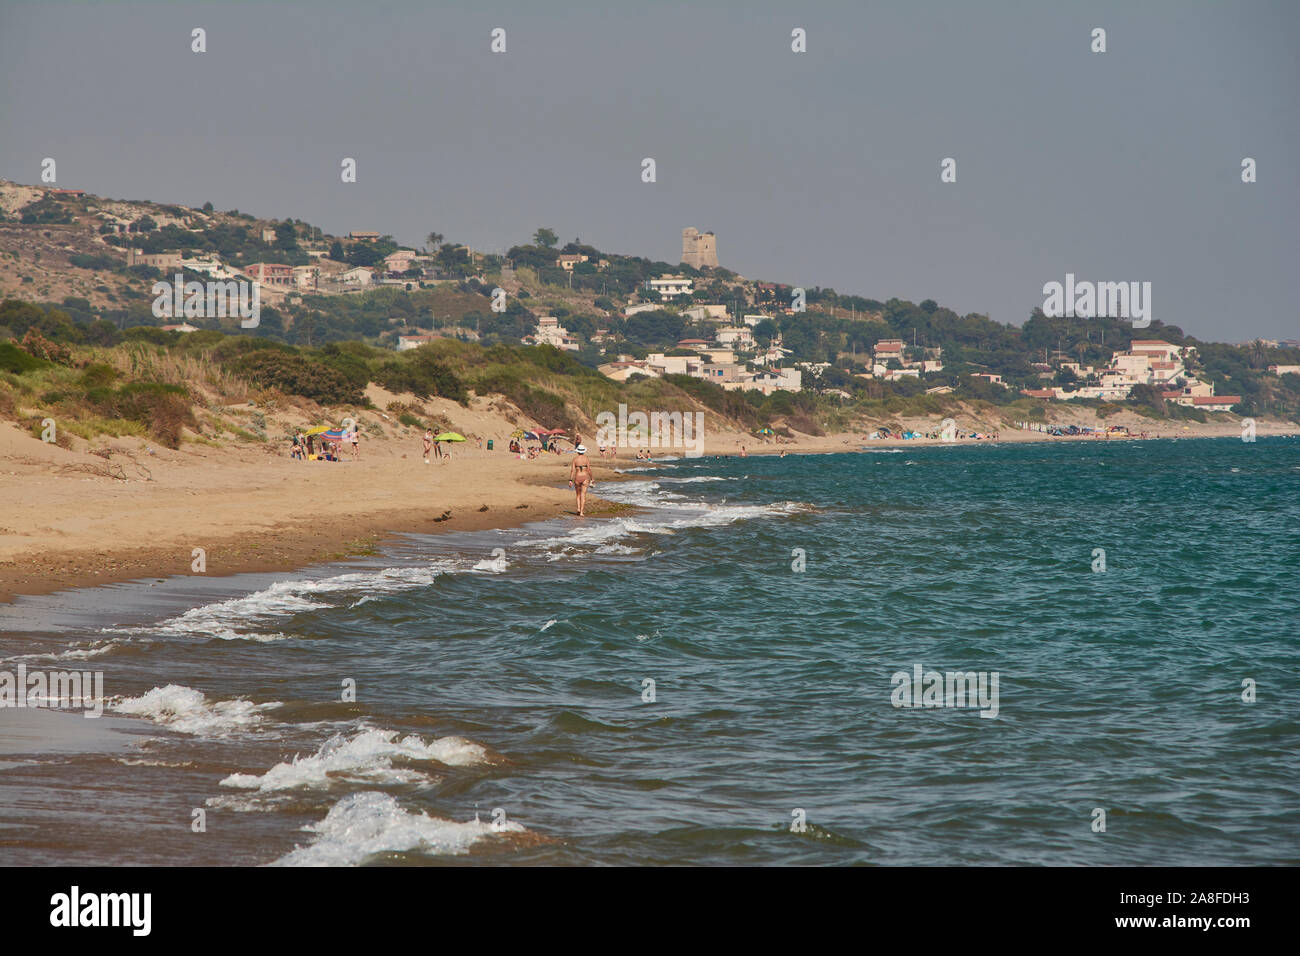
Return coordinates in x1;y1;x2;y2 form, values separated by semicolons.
423;429;451;463
290;429;359;461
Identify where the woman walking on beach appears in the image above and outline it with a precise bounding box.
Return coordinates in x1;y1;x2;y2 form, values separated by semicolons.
569;443;593;517
423;429;433;464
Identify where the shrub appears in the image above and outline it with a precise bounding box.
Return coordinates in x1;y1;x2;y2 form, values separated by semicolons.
374;352;468;404
472;367;571;429
0;342;51;374
232;350;364;405
86;382;197;448
79;363;120;388
69;253;121;271
20;329;73;365
785;412;824;436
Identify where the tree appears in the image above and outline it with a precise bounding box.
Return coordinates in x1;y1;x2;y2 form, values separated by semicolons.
329;240;346;261
533;227;558;248
426;232;443;253
437;243;470;275
347;244;383;267
752;318;778;347
275;221;298;251
1127;383;1163;411
1247;339;1270;370
625;310;684;346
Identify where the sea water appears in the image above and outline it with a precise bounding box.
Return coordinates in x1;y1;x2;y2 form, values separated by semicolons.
1;437;1296;865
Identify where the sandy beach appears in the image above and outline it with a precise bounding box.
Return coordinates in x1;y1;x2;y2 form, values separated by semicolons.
3;395;1293;603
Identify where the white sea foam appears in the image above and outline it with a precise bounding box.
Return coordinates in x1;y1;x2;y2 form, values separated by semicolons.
220;727;489;793
522;477;813;564
8;639;124;662
473;554;509;573
271;791;524;866
113;684;280;736
124;559;465;641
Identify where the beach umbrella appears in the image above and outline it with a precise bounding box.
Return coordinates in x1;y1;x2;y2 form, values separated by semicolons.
510;429;525;439
320;429;348;440
523;431;539;440
435;432;466;442
305;425;332;436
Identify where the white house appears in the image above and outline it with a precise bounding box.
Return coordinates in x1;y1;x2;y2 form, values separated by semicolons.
397;334;439;351
682;304;730;322
339;267;373;286
533;316;580;351
715;326;756;350
645;353;696;375
647;276;693;298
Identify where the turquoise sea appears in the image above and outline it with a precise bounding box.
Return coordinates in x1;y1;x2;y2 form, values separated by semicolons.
1;437;1297;865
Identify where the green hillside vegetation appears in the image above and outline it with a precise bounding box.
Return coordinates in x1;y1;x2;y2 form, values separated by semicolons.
2;182;1298;421
0;302;858;450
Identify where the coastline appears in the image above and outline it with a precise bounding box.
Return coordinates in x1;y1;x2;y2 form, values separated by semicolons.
2;416;1294;605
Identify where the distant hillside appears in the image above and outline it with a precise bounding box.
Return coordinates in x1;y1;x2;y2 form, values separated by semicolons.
1;179;1298;420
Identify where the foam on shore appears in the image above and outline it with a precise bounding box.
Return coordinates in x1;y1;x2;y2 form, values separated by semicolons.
271;791;525;866
219;727;490;793
113;684;280;736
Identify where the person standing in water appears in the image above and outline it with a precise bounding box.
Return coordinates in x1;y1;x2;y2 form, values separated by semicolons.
568;443;593;517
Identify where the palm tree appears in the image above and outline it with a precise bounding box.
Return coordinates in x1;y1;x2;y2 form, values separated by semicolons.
426;232;443;254
1248;339;1269;370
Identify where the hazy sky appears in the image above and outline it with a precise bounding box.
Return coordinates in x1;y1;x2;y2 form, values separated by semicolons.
2;0;1297;340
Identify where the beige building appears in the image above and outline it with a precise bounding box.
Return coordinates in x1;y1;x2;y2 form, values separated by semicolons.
681;228;718;269
126;249;183;271
599;361;661;382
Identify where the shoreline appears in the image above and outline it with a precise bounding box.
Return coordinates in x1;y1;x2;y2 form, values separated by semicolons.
2;419;1294;606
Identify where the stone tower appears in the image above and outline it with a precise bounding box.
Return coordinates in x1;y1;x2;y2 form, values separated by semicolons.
682;227;718;269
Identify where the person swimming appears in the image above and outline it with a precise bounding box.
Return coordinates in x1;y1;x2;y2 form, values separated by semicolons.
568;443;593;517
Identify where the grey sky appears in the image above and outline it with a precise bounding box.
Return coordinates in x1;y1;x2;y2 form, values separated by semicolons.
2;0;1296;340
